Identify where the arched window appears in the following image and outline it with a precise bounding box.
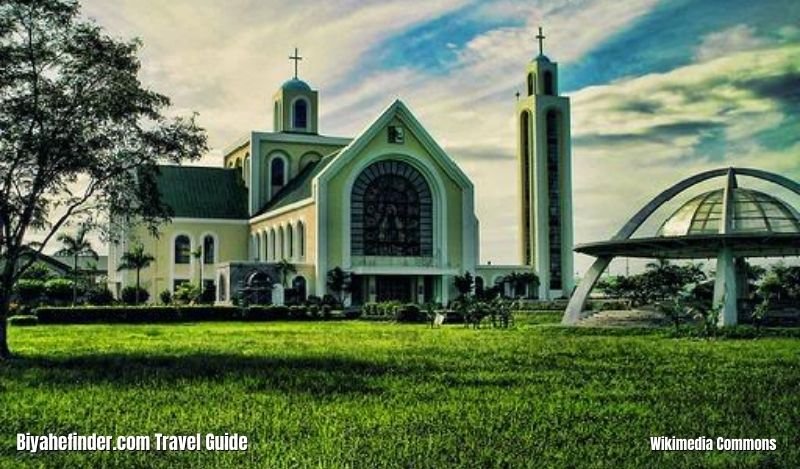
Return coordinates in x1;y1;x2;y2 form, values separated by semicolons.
292;276;307;300
546;110;562;290
520;111;532;265
269;229;276;261
297;221;305;258
351;160;433;257
286;225;294;259
277;226;284;260
293;98;308;129
270;156;286;195
273;101;280;130
203;235;215;264
527;73;534;96
544;71;554;95
174;235;191;264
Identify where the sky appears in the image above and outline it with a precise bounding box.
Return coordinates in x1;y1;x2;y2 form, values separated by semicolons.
78;0;800;274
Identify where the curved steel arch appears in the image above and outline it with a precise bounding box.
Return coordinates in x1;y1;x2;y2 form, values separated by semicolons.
562;167;800;325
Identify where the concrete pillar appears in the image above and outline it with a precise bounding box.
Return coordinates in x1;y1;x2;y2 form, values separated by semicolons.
440;275;450;305
714;247;738;326
416;276;425;304
272;283;284;306
367;276;377;303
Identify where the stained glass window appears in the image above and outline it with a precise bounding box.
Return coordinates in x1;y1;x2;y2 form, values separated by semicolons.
351;160;433;257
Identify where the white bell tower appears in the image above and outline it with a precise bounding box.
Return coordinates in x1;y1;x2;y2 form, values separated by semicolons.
517;27;574;300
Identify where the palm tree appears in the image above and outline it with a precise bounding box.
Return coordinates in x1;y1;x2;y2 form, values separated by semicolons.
276;258;296;288
55;224;98;306
117;245;155;305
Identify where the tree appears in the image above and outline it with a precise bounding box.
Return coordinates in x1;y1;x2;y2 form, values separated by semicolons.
0;0;207;358
275;258;296;288
117;245;154;306
453;272;474;298
54;223;98;305
504;271;540;298
326;267;351;302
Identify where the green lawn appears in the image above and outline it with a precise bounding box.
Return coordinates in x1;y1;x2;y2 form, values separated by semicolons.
1;320;798;468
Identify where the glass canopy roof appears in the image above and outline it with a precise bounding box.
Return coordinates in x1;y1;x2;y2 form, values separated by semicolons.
658;188;800;237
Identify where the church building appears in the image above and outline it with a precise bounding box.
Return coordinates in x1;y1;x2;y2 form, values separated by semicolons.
107;39;574;305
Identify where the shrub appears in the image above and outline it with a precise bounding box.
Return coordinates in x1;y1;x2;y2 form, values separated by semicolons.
121;286;150;305
159;289;172;305
86;287;114;306
173;283;201;305
306;295;322;306
395;304;423;322
246;305;291;321
35;306;241;324
14;279;46;304
343;308;361;319
321;294;341;308
8;315;38;326
44;278;75;304
20;262;55;281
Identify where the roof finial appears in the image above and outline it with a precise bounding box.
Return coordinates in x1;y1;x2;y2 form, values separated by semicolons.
289;47;303;79
536;26;546;56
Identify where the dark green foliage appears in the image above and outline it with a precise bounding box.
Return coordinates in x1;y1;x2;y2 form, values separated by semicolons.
18;263;55;281
13;279;46;304
35;306;242;324
597;260;706;306
326;267;352;301
758;263;800;302
7;315;38;326
173;283;201;305
85;287;114;306
321;294;341;308
394;304;422;323
453;271;474;297
120;286;150;305
3;322;799;467
159;289;172;305
245;305;291;321
43;278;75;304
501;271;540;298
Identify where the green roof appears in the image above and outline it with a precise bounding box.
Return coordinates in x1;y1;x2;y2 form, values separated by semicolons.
155;165;248;219
254;151;340;216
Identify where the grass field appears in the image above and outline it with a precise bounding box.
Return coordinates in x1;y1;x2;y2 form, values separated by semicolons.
1;318;799;468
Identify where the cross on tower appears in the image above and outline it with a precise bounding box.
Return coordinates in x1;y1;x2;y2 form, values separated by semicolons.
536;26;545;56
289;47;303;79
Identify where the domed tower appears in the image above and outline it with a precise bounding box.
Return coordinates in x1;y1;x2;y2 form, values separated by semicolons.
517;27;574;300
272;48;319;134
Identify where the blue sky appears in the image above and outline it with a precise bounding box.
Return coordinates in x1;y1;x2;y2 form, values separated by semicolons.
80;0;800;272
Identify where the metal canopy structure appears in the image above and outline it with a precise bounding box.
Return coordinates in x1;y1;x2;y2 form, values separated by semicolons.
575;233;800;259
563;167;800;326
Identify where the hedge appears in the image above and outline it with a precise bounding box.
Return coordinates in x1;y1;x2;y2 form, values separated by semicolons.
33;305;354;324
7;315;39;326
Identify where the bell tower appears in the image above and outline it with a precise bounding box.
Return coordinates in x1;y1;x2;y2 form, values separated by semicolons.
272;48;319;134
517;27;574;300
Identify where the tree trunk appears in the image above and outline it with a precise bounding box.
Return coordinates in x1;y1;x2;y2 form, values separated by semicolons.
135;269;141;305
72;255;78;306
0;293;12;360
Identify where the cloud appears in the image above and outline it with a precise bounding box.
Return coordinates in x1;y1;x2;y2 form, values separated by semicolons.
59;1;799;277
694;24;766;62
